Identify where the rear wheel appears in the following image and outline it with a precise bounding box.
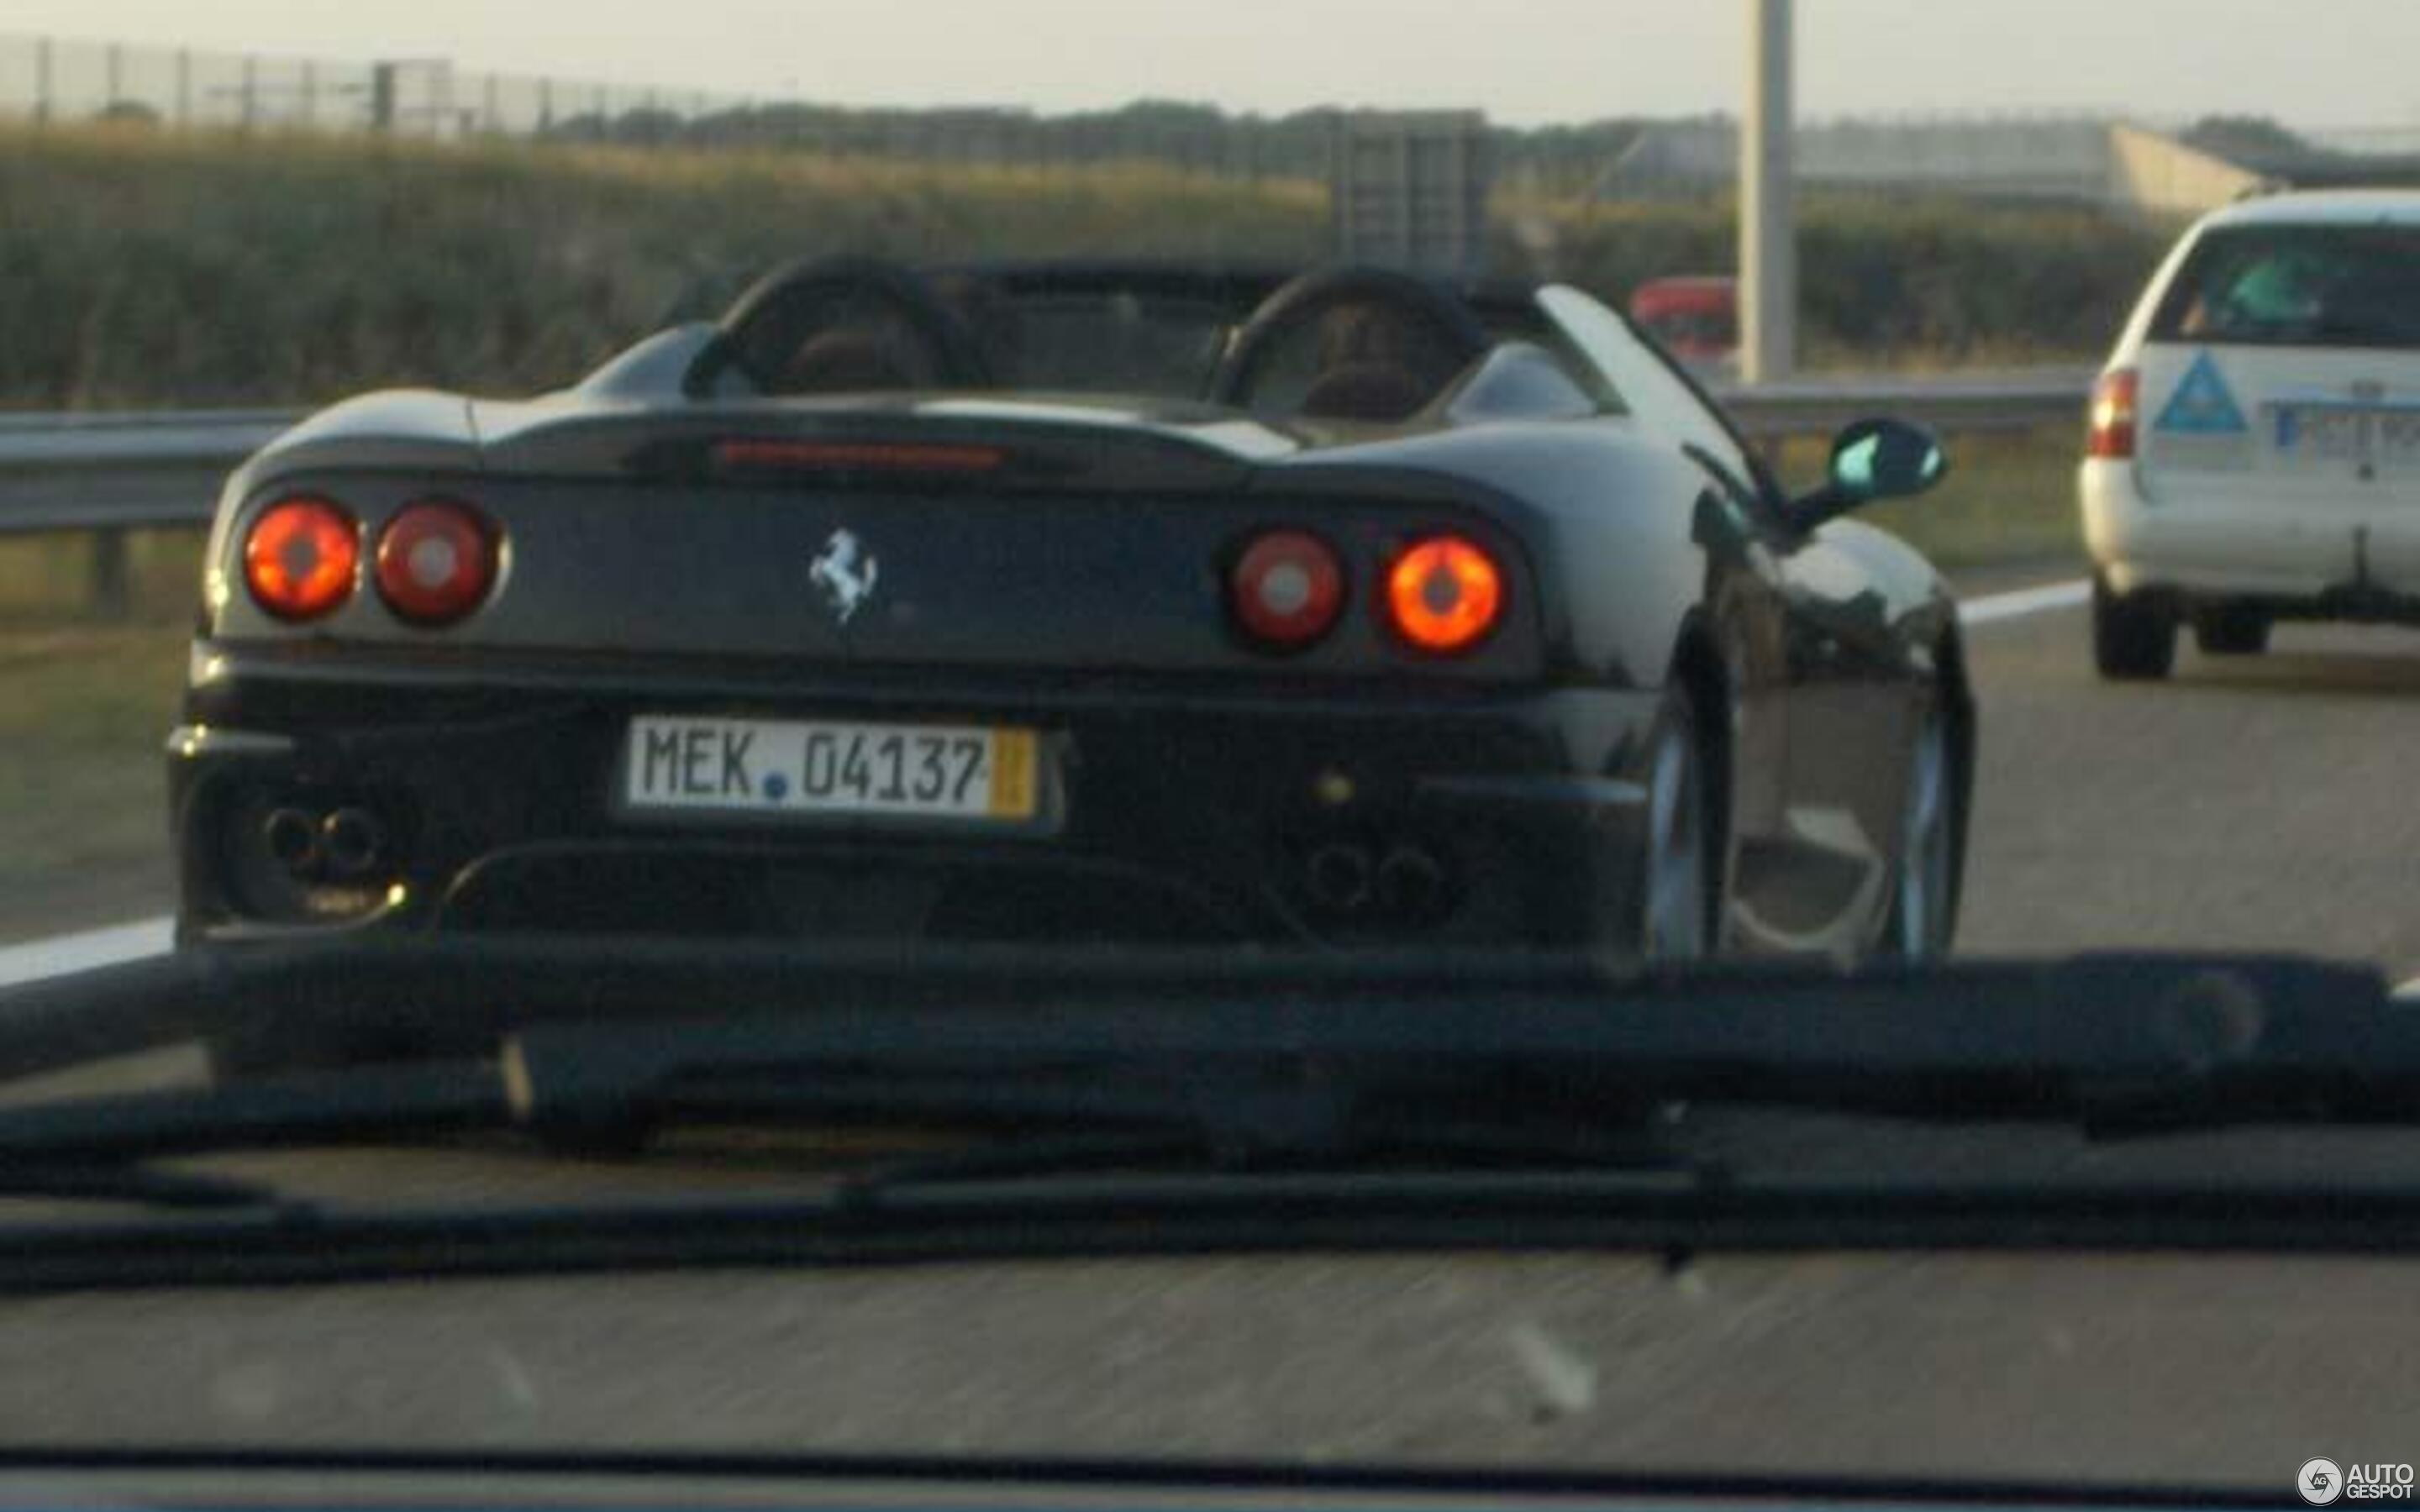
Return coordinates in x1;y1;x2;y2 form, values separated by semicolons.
1638;689;1720;964
2194;605;2271;657
1878;701;1962;963
2093;574;2175;681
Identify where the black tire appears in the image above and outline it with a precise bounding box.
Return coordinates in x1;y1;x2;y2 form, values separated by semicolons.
2194;606;2271;657
2093;575;2175;681
1636;685;1724;963
1876;698;1965;963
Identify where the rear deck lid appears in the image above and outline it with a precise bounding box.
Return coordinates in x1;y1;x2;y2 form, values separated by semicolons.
2137;222;2420;507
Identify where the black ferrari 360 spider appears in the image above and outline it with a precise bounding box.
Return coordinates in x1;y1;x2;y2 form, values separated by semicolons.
171;258;1971;974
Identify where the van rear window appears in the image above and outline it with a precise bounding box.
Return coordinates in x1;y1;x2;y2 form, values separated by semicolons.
2151;224;2420;350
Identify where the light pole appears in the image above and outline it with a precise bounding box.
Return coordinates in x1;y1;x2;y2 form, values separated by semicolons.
1741;0;1797;384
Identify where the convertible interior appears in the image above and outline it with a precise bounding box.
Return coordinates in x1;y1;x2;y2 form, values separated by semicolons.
694;256;1603;425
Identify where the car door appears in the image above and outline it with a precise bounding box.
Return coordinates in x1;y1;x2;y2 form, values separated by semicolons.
1761;512;1924;950
1534;287;1804;950
1684;420;1916;957
1602;340;1924;954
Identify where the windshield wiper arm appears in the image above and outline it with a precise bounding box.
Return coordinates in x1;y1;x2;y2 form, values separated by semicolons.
0;1058;504;1215
0;1011;1704;1205
0;1059;506;1164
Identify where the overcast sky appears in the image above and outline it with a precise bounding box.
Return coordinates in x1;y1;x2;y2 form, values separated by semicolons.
6;0;2416;129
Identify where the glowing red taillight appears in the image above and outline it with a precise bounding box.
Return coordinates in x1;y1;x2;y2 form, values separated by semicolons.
2087;369;2139;460
1386;535;1503;655
244;496;359;622
1229;530;1346;649
375;500;498;626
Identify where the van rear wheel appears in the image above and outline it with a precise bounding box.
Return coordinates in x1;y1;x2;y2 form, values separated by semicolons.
2093;575;2175;681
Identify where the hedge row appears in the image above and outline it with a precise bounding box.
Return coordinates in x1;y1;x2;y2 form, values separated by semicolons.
0;123;2170;409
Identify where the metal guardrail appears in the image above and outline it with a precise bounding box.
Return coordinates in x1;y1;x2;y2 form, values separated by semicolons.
0;409;290;534
1714;367;2097;440
0;371;2096;542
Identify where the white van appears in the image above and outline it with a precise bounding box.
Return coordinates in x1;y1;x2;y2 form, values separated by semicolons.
2081;190;2420;679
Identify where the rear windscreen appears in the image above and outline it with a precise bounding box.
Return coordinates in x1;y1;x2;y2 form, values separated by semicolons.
2151;223;2420;349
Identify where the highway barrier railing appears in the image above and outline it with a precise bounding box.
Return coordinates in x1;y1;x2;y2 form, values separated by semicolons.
0;372;2094;615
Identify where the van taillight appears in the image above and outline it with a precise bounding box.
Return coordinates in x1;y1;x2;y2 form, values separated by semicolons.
375;500;499;625
2088;370;2139;460
244;497;359;622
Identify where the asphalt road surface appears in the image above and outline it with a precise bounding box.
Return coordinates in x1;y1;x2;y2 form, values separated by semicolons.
1958;592;2420;979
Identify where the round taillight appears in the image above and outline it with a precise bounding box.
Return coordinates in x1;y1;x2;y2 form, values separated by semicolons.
244;496;359;622
1386;535;1503;654
1230;530;1345;649
376;500;498;625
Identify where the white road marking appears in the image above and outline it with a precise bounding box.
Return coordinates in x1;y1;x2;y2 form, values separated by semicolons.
1960;578;2091;627
2396;976;2420;1003
0;916;174;990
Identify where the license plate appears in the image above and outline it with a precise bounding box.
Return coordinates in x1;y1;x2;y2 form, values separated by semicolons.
624;717;1039;822
2274;405;2370;462
2381;411;2420;471
2273;405;2420;471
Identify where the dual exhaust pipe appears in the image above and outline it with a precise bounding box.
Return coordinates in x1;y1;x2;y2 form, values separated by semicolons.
1305;842;1449;922
263;806;388;879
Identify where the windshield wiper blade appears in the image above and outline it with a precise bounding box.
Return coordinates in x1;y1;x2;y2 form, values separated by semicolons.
0;1058;506;1166
0;944;2405;1188
0;1162;292;1211
2;937;2392;1092
831;1127;1723;1205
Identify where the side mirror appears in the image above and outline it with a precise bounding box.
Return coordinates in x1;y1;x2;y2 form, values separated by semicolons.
1789;418;1949;529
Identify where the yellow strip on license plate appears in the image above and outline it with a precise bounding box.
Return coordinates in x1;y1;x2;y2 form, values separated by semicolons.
626;717;1039;822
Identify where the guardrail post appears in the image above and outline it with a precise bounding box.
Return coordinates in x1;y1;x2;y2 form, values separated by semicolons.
86;528;130;622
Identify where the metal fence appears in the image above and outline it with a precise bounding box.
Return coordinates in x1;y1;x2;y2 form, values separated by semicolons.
0;34;748;137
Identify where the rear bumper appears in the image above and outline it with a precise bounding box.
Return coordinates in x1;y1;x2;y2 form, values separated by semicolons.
2083;459;2420;610
171;643;1667;953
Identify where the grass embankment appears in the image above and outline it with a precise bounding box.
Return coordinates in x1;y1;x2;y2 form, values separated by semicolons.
0;125;1332;409
0;123;2172;409
0;532;194;938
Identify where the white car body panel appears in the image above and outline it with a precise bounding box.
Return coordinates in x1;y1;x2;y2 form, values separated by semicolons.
2082;191;2420;603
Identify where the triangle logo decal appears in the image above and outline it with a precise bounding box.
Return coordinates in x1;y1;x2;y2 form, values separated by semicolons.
2155;353;2249;436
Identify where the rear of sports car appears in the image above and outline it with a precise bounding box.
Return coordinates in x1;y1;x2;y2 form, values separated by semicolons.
170;396;1672;962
